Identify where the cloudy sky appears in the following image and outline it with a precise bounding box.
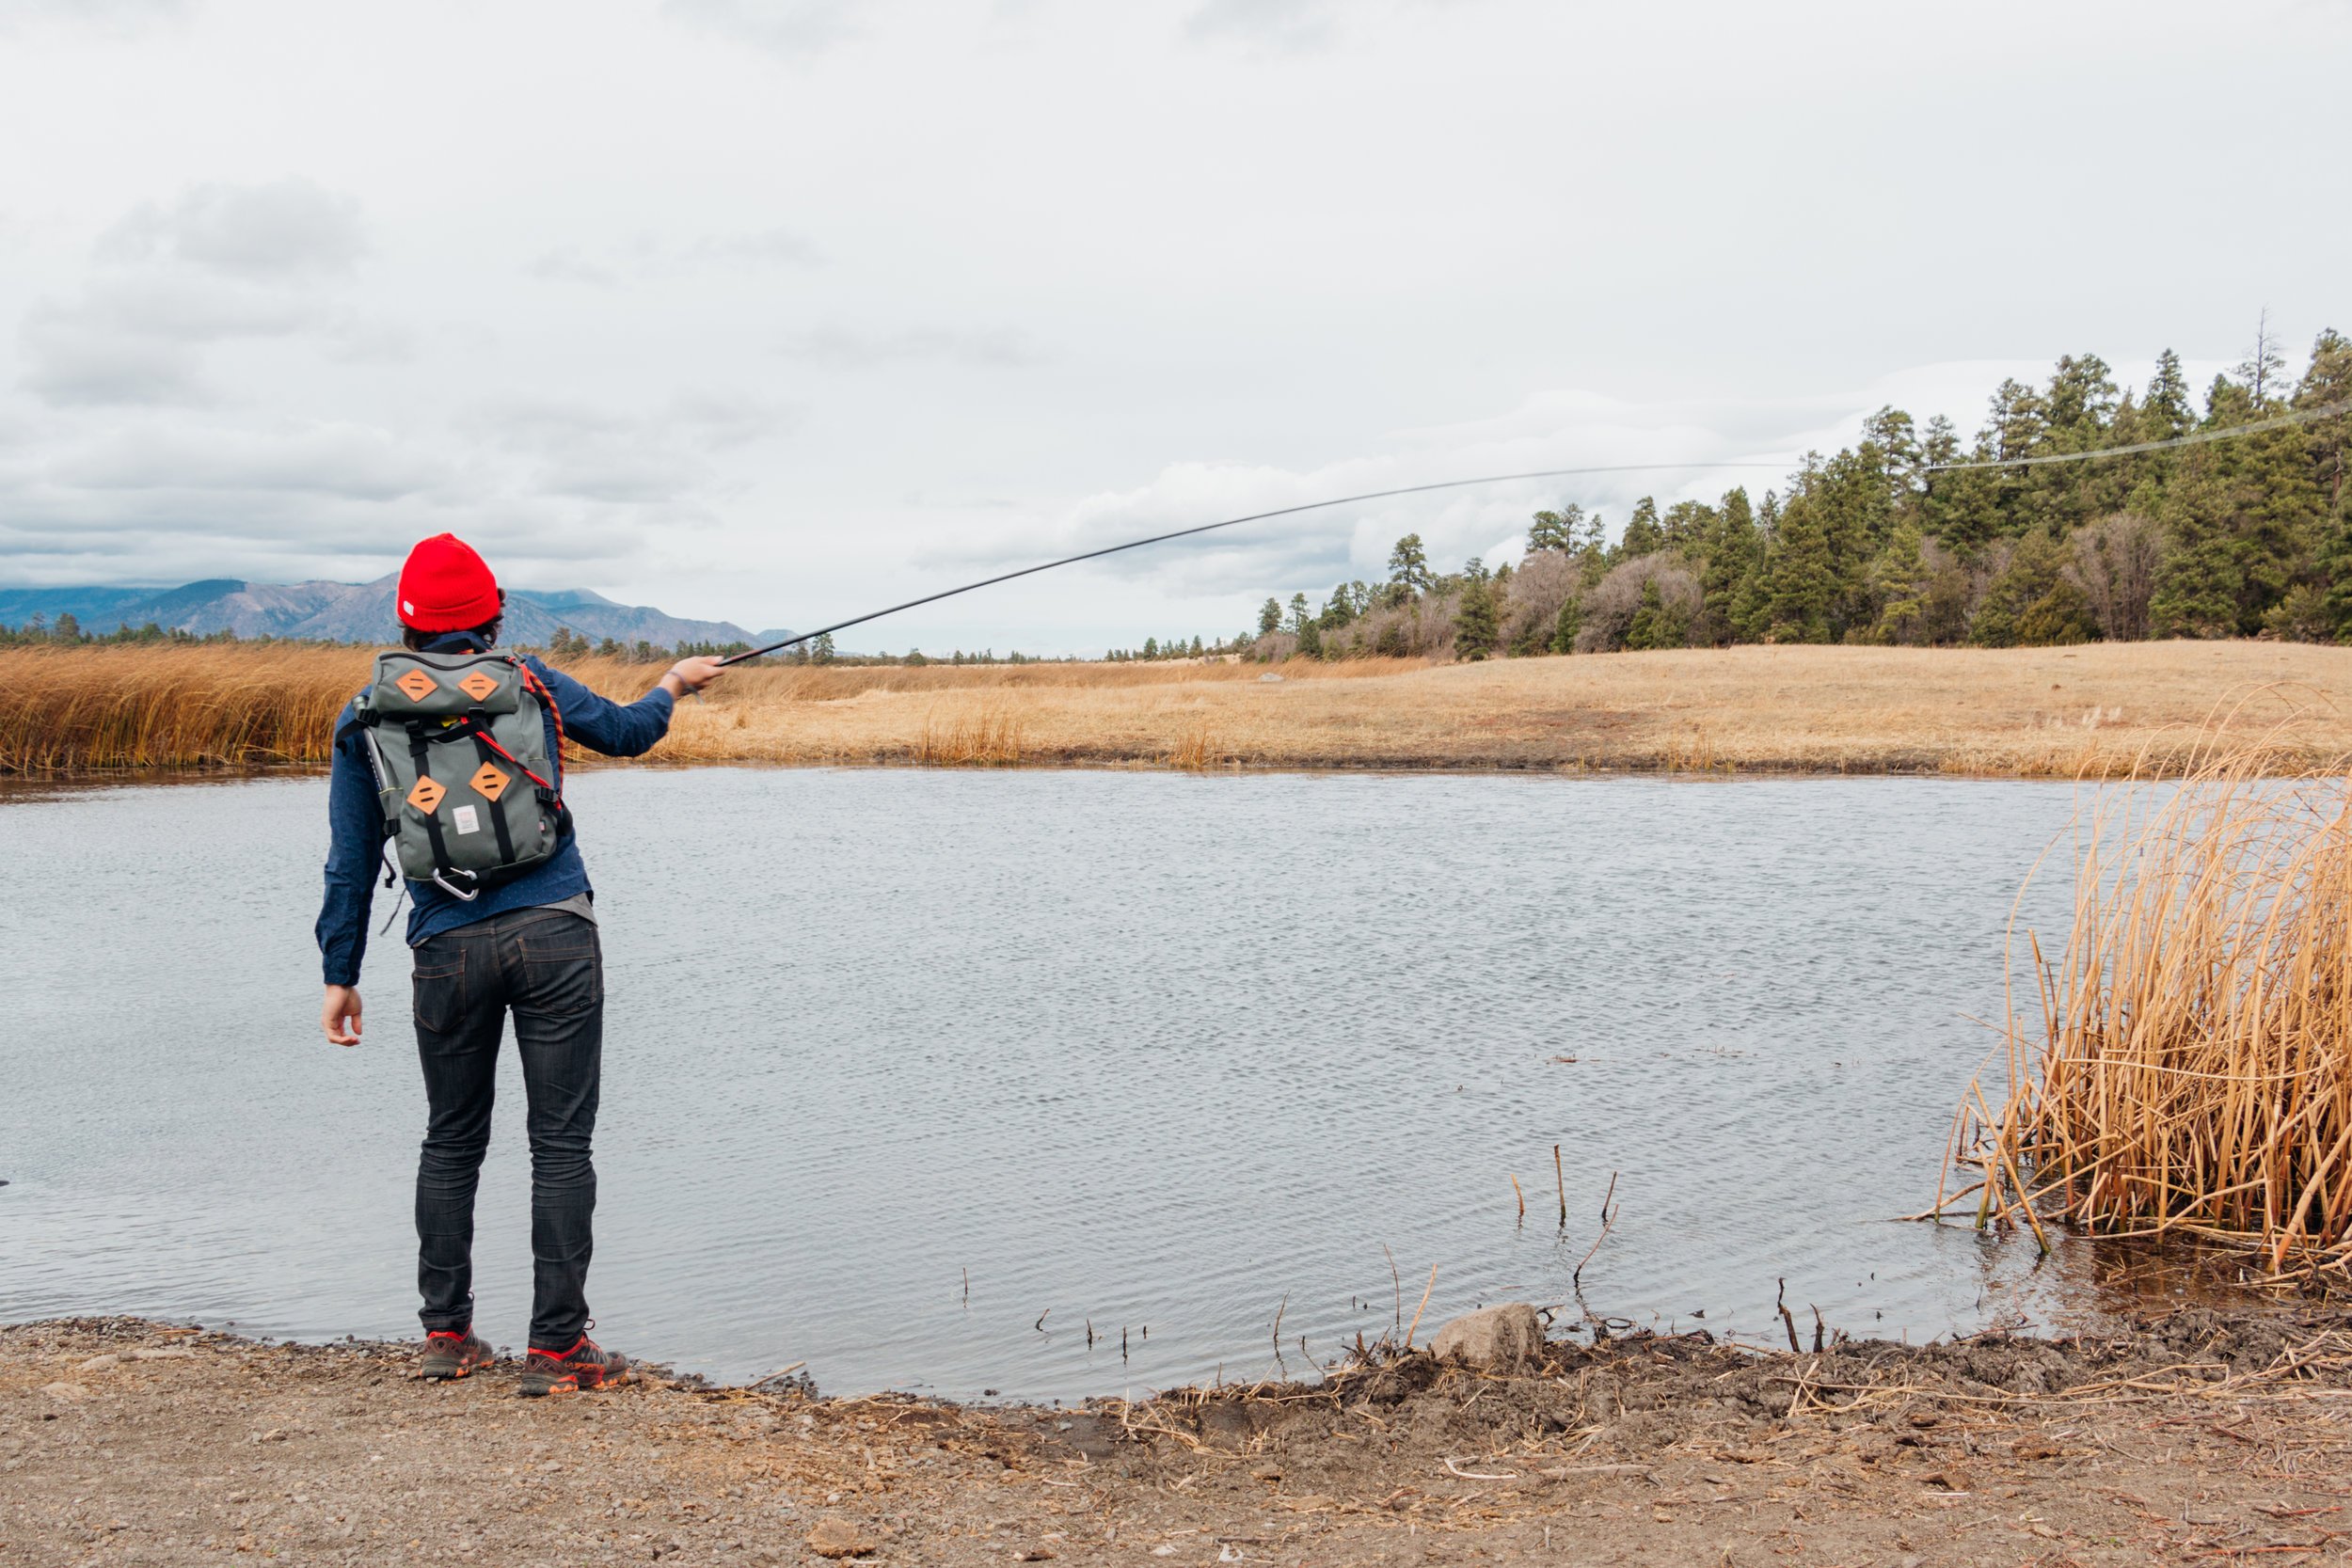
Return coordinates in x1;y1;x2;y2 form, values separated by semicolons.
1;0;2344;652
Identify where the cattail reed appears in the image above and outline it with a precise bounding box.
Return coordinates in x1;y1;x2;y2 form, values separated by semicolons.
1966;723;2352;1277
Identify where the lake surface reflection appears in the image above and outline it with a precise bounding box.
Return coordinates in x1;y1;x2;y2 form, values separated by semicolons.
3;768;2173;1400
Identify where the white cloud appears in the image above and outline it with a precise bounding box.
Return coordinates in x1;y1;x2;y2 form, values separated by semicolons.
526;226;821;288
96;179;365;279
1183;0;1338;51
687;227;822;267
50;420;446;500
779;325;1042;369
18;180;373;406
473;391;795;503
660;0;866;55
0;0;185;36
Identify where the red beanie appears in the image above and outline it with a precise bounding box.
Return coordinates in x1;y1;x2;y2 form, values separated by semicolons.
396;533;501;632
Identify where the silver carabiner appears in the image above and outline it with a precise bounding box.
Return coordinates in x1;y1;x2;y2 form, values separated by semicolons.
431;871;481;902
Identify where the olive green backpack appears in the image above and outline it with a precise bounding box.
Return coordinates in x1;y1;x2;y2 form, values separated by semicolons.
352;648;571;900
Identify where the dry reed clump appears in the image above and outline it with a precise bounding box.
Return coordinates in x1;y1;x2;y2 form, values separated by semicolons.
1959;721;2352;1280
0;643;367;773
914;708;1025;766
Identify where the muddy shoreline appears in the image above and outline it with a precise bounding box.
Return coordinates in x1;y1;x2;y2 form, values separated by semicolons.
9;1308;2351;1565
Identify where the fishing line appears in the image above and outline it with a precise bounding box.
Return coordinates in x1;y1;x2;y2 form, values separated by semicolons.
715;398;2351;665
1922;398;2350;472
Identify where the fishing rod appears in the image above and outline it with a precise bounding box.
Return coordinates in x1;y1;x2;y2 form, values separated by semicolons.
715;396;2352;665
715;460;1783;664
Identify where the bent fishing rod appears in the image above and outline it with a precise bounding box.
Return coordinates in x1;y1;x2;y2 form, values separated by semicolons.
714;396;2351;666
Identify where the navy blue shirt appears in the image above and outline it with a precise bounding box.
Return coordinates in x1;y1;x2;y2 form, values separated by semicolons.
315;633;675;985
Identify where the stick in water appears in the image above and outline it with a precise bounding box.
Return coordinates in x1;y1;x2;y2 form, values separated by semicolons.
1405;1265;1439;1350
1554;1145;1566;1230
1573;1171;1619;1287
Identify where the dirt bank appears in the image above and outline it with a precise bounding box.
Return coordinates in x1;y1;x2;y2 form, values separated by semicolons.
8;1309;2352;1566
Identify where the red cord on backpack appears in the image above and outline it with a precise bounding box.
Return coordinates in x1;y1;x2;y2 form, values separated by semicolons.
498;657;568;802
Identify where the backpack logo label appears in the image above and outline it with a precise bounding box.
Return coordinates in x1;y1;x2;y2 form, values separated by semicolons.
406;776;447;814
395;669;439;703
452;804;481;835
469;762;512;801
457;671;500;703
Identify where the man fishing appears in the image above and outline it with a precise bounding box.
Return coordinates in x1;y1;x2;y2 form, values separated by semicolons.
315;532;723;1395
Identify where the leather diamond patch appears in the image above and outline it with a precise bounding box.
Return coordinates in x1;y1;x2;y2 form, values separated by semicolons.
395;668;439;703
469;762;512;802
406;776;447;814
457;671;500;703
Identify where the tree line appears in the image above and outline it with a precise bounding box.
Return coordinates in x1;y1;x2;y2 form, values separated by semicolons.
0;614;247;649
1236;326;2351;662
0;612;1080;670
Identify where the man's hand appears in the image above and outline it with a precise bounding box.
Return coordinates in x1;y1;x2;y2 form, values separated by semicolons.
323;985;363;1046
660;656;726;699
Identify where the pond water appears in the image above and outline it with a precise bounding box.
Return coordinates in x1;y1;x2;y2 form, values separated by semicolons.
1;768;2192;1401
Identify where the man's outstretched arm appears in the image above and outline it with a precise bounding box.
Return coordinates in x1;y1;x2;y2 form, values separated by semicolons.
534;656;725;757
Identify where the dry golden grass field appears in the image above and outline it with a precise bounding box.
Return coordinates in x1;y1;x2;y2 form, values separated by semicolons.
3;638;2349;776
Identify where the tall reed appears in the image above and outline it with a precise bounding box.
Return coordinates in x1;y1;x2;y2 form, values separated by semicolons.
1965;721;2352;1278
0;644;366;773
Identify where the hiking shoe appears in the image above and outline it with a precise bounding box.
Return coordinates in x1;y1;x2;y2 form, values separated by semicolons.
517;1333;628;1397
418;1328;494;1382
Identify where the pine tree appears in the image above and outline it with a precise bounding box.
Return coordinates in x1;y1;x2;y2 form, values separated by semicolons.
1696;486;1759;645
1618;497;1665;559
1550;595;1582;654
2148;477;2245;639
1759;492;1833;642
1453;576;1499;659
2296;329;2352;515
2022;355;2124;537
1661;500;1716;554
1387;534;1431;594
1258;598;1282;637
1868;522;1935;644
2317;512;2352;643
1970;528;2093;647
2144;349;2193;440
1528;504;1582;554
1623;578;1690;650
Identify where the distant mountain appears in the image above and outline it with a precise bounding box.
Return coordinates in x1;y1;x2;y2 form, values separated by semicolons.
0;575;791;650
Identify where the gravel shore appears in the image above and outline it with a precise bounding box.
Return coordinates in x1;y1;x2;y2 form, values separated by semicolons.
8;1309;2351;1566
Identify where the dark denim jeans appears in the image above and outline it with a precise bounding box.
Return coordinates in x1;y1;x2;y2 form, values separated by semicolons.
410;906;603;1351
